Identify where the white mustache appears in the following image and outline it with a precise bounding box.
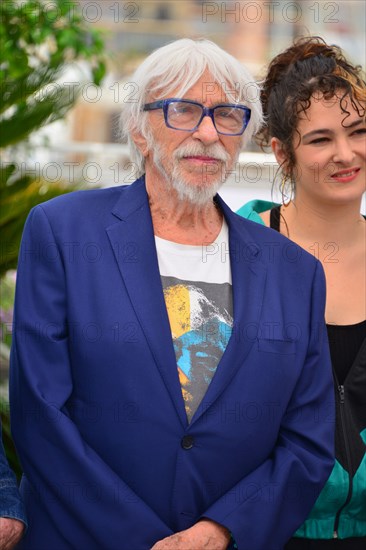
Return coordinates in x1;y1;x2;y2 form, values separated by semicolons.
174;142;230;163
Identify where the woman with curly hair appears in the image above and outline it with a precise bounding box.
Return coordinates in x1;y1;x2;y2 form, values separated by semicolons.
238;36;366;549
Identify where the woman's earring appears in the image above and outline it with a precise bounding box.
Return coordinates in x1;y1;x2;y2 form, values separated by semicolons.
280;173;293;207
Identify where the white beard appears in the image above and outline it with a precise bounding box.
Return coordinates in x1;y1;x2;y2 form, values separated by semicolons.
152;141;235;206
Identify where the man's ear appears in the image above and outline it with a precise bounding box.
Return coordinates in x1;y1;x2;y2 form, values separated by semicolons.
132;131;149;157
271;137;288;171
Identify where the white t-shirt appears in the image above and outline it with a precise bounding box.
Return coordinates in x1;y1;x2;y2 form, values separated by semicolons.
155;221;233;422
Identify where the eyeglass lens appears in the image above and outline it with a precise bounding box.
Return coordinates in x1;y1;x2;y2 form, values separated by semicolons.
167;101;245;134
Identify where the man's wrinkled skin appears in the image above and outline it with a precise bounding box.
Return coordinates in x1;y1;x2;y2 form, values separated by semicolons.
0;517;24;550
150;518;231;550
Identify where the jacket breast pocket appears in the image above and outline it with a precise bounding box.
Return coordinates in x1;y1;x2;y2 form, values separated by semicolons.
257;338;296;355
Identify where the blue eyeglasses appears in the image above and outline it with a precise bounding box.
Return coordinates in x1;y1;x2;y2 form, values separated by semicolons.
143;98;251;136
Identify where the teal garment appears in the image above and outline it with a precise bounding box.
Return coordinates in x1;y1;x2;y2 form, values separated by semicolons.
237;199;366;541
236;199;275;225
295;440;366;539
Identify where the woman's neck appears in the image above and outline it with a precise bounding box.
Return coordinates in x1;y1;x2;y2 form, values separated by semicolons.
283;196;365;247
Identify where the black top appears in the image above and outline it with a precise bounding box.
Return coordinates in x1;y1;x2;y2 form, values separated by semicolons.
269;204;282;232
327;321;366;385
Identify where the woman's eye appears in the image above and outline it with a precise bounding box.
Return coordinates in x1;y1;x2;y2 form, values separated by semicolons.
352;128;366;136
309;137;329;144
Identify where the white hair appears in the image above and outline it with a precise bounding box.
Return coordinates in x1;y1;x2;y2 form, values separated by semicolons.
119;38;263;175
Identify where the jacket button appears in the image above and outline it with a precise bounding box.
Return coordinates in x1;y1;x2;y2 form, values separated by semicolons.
181;435;194;450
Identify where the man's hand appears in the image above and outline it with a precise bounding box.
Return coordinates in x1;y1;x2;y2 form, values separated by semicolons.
0;518;25;550
150;519;231;550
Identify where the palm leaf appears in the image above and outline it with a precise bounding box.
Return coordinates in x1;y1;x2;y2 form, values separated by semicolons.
0;87;78;148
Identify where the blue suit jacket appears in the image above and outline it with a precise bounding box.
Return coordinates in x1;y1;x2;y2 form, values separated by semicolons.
10;176;334;550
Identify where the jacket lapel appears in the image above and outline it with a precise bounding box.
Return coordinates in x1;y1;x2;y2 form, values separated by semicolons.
106;179;268;427
191;197;268;424
105;177;187;427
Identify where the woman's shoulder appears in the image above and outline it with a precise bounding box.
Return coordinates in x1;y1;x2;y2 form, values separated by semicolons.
259;209;271;226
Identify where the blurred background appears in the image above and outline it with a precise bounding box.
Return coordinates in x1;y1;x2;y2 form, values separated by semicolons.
27;0;366;209
4;0;366;209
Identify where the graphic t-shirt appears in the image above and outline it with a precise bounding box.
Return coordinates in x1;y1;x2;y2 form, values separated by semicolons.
155;221;233;422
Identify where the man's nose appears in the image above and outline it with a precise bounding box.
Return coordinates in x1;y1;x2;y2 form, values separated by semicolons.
192;114;219;144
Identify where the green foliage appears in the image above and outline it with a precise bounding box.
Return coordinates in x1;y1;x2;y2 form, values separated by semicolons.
0;0;107;277
1;0;106;82
0;395;22;482
0;68;73;148
0;271;16;349
0;0;107;476
1;0;106;145
0;166;77;275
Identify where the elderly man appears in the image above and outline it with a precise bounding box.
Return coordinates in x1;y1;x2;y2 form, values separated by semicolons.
10;39;334;549
0;419;26;549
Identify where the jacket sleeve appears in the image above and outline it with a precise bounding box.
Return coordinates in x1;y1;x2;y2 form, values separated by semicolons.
9;206;172;549
203;261;335;550
0;419;27;526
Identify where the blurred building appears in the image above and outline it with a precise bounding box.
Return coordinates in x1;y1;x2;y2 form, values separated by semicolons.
70;0;365;149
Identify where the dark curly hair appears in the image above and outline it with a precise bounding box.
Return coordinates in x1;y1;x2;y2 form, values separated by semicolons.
257;36;366;180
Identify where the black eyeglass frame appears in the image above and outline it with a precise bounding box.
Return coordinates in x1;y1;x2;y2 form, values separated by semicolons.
143;98;251;136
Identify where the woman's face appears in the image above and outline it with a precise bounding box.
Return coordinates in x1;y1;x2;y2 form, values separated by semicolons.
273;93;366;206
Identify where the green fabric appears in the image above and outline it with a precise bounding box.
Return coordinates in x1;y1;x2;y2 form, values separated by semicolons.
294;453;366;539
236;199;275;224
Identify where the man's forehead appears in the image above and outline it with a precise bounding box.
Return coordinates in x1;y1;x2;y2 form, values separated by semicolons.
157;78;241;105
